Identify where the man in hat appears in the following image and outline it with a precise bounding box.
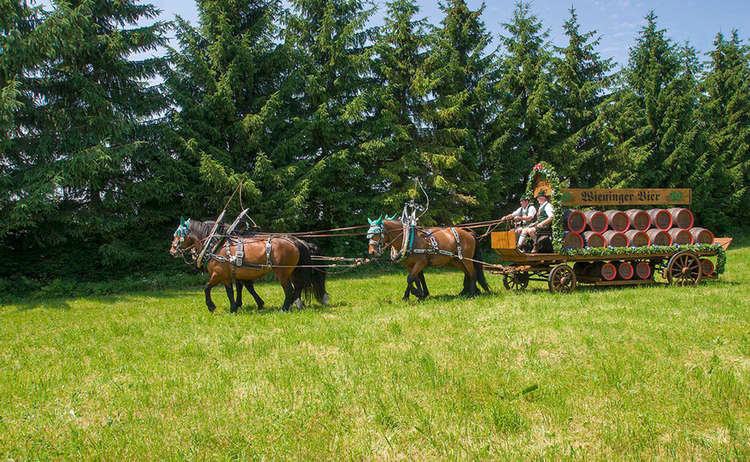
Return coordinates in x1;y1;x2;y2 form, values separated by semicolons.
517;189;554;252
502;195;537;240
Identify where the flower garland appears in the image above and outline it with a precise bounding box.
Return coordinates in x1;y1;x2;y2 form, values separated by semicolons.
525;162;564;253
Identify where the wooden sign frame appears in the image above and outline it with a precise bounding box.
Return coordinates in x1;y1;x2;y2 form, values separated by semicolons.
561;188;691;206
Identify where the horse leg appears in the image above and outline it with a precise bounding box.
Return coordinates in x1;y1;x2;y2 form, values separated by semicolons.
226;283;237;313
460;259;478;297
235;280;243;309
245;281;265;310
417;271;429;298
405;260;427;301
204;274;220;313
281;280;295;311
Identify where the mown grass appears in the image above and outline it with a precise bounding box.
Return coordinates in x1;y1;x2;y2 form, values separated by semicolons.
1;242;748;460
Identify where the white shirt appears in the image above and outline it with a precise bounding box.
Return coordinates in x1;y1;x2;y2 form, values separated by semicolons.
537;202;554;219
512;205;537;218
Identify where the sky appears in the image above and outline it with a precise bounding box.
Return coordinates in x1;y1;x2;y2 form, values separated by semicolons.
150;0;749;68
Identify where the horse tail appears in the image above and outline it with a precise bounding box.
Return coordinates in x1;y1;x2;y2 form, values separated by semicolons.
290;237;314;304
472;237;490;293
306;242;328;305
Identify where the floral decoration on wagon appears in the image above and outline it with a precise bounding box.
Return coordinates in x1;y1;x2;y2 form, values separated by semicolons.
525;161;564;253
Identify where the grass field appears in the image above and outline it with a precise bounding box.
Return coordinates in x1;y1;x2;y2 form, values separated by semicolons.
1;242;748;460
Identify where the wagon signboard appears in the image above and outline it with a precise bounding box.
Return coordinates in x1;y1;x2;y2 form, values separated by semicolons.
561;188;691;206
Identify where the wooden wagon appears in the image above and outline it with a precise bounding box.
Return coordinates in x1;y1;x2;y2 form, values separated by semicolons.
488;162;731;293
489;230;730;293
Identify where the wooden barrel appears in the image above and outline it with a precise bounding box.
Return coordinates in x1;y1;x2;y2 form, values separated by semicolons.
563;231;584;249
646;229;672;246
573;262;589;277
590;262;617;281
626;209;651;231
647;209;672;230
668;208;694;229
699;258;714;276
624;230;650;247
563;209;586;233
689;227;714;244
583;231;606;248
584;210;608;233
604;210;630;231
617;261;634;280
602;230;629;247
635;261;652;279
668;228;693;245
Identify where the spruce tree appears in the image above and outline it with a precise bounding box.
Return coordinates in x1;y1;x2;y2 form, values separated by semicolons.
552;7;613;186
696;31;750;229
0;0;170;277
165;0;302;227
600;11;683;188
487;1;555;216
368;0;429;213
284;0;376;232
419;0;494;223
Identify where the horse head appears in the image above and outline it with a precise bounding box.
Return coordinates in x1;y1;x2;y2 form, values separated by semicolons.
366;213;397;256
170;217;198;257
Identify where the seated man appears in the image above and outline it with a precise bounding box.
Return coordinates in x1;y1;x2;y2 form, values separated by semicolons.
501;195;536;240
517;189;554;252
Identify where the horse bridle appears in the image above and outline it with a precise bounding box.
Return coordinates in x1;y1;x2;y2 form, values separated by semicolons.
368;223;403;258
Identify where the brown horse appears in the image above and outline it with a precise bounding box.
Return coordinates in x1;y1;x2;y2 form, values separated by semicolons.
366;217;489;300
170;218;327;312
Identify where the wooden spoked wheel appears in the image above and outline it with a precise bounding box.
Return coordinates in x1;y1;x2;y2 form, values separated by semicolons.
548;264;576;293
503;272;529;291
666;251;702;286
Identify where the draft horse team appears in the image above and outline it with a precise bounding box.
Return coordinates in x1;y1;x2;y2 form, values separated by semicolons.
170;210;491;312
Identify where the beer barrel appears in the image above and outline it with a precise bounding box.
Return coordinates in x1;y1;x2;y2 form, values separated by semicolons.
626;209;651;231
689;227;714;245
635;261;652;279
699;258;715;276
573;262;589;277
584;210;608;233
668;208;694;229
583;231;606;248
668;228;693;245
617;261;634;280
590;262;617;281
647;209;672;230
602;230;629;247
563;209;586;233
646;229;672;246
624;229;650;247
563;231;584;249
604;210;630;231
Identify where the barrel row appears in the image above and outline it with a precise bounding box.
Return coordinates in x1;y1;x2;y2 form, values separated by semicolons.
563;227;714;249
564;208;699;233
572;258;715;281
562;207;714;249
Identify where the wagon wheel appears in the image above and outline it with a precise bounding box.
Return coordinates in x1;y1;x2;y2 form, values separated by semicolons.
503;272;529;291
666;251;702;286
548;264;576;293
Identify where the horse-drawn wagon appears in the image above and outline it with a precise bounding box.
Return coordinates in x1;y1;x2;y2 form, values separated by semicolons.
489;162;730;293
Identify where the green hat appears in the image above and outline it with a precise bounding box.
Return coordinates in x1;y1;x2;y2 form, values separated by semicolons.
520;195;530;201
535;189;548;199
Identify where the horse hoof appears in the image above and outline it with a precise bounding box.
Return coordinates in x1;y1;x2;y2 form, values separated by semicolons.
257;304;264;310
402;296;410;302
207;306;216;313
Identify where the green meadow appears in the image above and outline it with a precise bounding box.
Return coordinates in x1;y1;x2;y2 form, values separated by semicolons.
1;243;748;460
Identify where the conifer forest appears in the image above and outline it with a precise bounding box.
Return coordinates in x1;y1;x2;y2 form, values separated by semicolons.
1;0;748;281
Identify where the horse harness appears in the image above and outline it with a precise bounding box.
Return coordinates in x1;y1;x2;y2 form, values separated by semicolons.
400;225;463;261
209;235;275;270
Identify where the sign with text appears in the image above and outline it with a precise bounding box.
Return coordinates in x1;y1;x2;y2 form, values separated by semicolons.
561;188;691;206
